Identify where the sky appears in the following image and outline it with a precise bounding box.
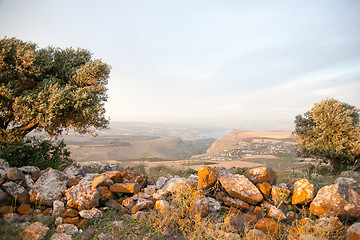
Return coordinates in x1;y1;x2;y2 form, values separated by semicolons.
1;0;360;131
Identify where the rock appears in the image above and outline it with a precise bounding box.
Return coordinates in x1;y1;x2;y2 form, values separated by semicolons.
29;169;68;206
52;200;65;217
21;222;49;240
77;219;88;228
62;208;79;218
255;218;281;235
222;213;247;233
299;234;326;240
56;224;79;235
17;204;34;215
105;199;124;211
50;233;72;240
222;196;250;211
121;171;147;188
0;188;11;205
219;173;263;205
247;229;270;240
197;166;219;190
309;183;360;220
63;217;79;225
268;206;286;221
122;197;136;209
2;181;29;203
271;185;291;206
162;177;197;193
136;198;154;210
312;217;343;234
110;183;140;194
0;159;9;170
7;167;25;181
292;179;319;205
67;178;79;188
63;165;81;179
91;174;114;188
156;177;168;188
155;200;170;212
187;195;209;221
97;233;111;240
4;212;20;223
109;220;125;228
256;182;272;199
347;222;360;240
340;171;360;178
64;181;99;211
207;197;221;212
334;177;357;187
133;211;148;221
244;166;277;185
24;175;35;188
79;207;103;220
18;166;41;178
153;189;169;200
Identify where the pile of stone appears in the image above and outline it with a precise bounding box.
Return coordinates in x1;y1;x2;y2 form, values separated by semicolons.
0;158;360;240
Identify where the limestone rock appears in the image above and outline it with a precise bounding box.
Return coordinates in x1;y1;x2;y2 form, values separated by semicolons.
0;159;9;170
223;213;247;233
247;229;270;240
64;181;99;211
56;224;79;235
197;166;219;190
268;206;286;221
347;222;360;240
98;186;114;203
4;212;20;223
219;173;263;205
0;188;11;205
63;165;81;179
188;195;209;221
244;166;277;185
334;177;357;187
136;197;154;210
52;200;65;217
271;185;291;206
110;183;140;193
312;217;343;234
309;183;360;220
21;222;49;240
7;167;25;181
91;174;113;188
156;177;168;188
133;211;148;221
162;177;197;193
29;169;68;206
79;207;103;220
50;233;72;240
155;200;170;212
18;166;41;178
222;196;250;211
120;171;147;188
207;197;221;212
256;182;272;199
291;179;319;205
255;218;281;235
2;181;29;203
17;204;34;215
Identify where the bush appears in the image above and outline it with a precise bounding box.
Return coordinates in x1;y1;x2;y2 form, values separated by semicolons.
0;137;75;170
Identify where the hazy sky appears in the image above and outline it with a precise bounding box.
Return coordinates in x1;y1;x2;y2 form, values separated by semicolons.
1;0;359;130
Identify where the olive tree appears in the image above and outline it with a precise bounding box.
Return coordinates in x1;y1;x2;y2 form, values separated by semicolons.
0;37;111;142
294;98;360;169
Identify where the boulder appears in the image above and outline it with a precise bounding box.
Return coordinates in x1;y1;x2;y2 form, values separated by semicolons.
256;182;272;199
219;173;263;205
50;233;72;240
29;169;68;206
334;177;357;187
18;166;41;179
312;217;343;234
0;159;9;170
56;224;79;235
244;166;277;185
2;181;30;203
63;165;81;179
155;200;170;212
222;213;247;233
21;222;49;240
0;188;12;205
7;167;25;181
197;166;219;190
291;179;319;205
79;207;103;220
120;171;147;188
255;218;282;235
187;195;209;221
268;206;286;221
271;185;291;206
309;183;360;220
222;196;250;211
136;198;154;210
98;186;114;203
247;229;270;240
207;197;221;212
17;204;34;215
52;200;65;217
64;181;99;211
110;183;140;194
347;222;360;240
162;177;197;193
156;177;168;188
91;174;113;188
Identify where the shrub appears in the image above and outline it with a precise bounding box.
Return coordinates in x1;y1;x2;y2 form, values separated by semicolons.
0;137;75;170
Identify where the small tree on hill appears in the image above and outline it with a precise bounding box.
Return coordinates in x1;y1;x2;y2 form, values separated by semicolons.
0;37;111;142
294;98;360;169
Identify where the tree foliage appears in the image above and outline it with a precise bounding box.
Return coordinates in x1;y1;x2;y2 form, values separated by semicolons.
0;37;111;142
294;98;360;169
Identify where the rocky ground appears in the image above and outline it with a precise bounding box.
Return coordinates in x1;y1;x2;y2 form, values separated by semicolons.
0;159;360;239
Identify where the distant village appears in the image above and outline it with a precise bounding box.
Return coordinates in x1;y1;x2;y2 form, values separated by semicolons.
197;139;296;161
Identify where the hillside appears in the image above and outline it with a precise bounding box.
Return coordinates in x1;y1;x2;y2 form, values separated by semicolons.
68;136;210;162
199;129;296;160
